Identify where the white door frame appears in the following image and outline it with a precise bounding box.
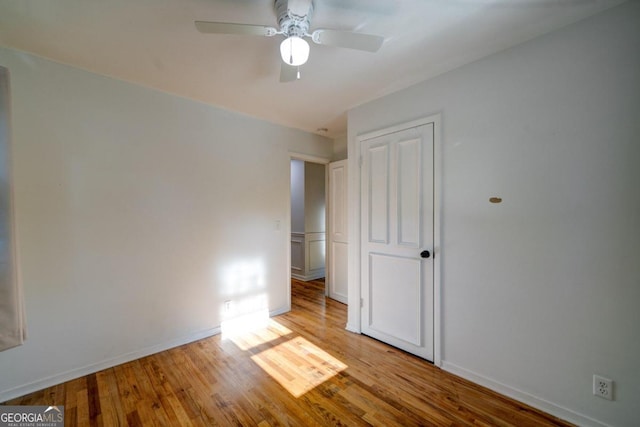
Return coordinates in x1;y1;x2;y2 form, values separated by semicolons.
347;114;442;366
287;152;331;310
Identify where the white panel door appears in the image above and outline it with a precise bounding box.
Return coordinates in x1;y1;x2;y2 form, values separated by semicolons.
361;123;434;360
328;160;348;304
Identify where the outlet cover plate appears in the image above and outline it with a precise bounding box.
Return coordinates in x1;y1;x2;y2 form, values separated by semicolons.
593;375;613;400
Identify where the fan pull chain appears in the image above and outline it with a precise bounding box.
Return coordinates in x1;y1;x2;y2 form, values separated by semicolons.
289;38;294;65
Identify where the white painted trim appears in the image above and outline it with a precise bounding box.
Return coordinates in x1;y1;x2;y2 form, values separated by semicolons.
431;114;442;367
290;233;304;272
288;152;331;300
306;233;326;272
289;231;326;278
441;361;613;427
327;292;347;305
324;160;330;297
350;114;442;366
291;271;326;281
289;152;331;164
285;158;293;313
0;327;221;403
346;137;362;333
269;306;290;318
358;116;436;142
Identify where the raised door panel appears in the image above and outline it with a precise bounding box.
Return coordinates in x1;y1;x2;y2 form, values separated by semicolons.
369;253;422;346
330;162;348;243
368;145;389;245
329;241;348;304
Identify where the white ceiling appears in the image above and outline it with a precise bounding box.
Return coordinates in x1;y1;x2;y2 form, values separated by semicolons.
0;0;624;138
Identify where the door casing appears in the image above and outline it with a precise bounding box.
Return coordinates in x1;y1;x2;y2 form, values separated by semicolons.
287;152;331;309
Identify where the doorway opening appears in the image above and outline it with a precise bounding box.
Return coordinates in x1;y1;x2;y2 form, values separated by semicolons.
288;154;330;303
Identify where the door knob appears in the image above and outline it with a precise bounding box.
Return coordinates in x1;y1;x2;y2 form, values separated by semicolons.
420;250;431;259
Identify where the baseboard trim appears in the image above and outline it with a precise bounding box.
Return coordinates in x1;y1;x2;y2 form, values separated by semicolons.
0;306;291;403
441;361;612;427
328;294;348;305
345;322;360;334
269;306;290;317
291;272;325;281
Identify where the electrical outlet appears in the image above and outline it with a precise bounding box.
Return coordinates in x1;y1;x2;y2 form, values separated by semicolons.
593;375;613;400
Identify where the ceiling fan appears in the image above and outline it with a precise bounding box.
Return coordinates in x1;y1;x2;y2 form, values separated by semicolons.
195;0;385;82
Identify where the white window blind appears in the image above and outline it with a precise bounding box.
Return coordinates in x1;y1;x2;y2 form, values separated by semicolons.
0;66;25;352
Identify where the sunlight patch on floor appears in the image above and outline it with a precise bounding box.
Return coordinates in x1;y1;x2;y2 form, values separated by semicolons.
250;335;348;398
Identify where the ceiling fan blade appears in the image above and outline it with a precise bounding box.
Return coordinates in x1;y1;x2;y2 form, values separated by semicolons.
195;21;278;37
311;29;384;52
323;0;398;15
280;62;299;83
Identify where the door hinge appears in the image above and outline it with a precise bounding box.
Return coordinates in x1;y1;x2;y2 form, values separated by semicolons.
360;298;364;308
359;156;363;168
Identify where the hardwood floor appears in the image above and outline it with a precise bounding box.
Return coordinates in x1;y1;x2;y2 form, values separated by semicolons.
3;278;572;426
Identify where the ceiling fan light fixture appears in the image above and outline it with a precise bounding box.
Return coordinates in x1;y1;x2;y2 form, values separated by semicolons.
280;36;309;66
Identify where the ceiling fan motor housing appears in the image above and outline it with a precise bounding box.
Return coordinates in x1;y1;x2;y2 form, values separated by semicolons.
275;0;314;38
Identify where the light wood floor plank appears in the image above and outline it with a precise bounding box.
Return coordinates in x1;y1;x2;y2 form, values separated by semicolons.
2;278;572;426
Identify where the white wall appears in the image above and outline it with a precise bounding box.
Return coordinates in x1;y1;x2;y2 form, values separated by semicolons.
290;159;305;233
304;162;325;234
332;134;347;161
0;47;332;400
348;3;640;426
290;160;326;234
